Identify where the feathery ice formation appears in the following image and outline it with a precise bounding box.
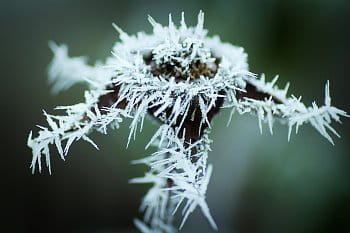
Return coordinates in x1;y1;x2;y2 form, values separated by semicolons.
27;12;348;233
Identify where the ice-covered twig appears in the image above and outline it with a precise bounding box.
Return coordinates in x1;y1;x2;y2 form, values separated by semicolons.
226;75;349;144
27;89;129;174
131;127;217;232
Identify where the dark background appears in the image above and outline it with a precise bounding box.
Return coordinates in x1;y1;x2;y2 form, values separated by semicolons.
1;0;350;233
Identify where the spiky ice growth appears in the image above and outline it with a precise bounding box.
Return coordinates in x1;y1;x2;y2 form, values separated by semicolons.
27;11;348;233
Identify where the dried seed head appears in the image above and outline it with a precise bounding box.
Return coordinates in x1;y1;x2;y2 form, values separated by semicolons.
143;51;220;81
28;11;348;233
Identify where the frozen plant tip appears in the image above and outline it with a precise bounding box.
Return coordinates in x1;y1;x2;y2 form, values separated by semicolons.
27;12;348;232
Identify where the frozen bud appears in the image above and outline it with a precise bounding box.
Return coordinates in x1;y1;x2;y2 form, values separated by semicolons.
28;11;348;233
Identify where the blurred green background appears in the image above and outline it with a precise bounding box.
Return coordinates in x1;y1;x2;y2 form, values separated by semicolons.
1;0;350;232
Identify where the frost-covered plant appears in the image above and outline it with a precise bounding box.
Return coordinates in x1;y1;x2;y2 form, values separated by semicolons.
27;12;348;233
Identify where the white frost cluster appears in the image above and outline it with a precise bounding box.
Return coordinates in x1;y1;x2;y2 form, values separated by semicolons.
27;11;348;232
131;127;216;232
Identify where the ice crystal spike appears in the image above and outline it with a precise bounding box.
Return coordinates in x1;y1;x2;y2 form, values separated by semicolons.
28;12;348;232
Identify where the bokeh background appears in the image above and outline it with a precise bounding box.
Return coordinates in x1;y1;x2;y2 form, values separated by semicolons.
1;0;350;232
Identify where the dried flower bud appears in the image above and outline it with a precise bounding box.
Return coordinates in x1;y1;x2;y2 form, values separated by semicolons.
27;11;348;233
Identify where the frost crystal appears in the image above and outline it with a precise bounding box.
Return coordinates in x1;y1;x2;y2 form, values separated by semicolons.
27;11;348;232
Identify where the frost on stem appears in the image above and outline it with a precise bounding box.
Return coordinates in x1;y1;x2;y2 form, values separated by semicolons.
28;11;348;233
